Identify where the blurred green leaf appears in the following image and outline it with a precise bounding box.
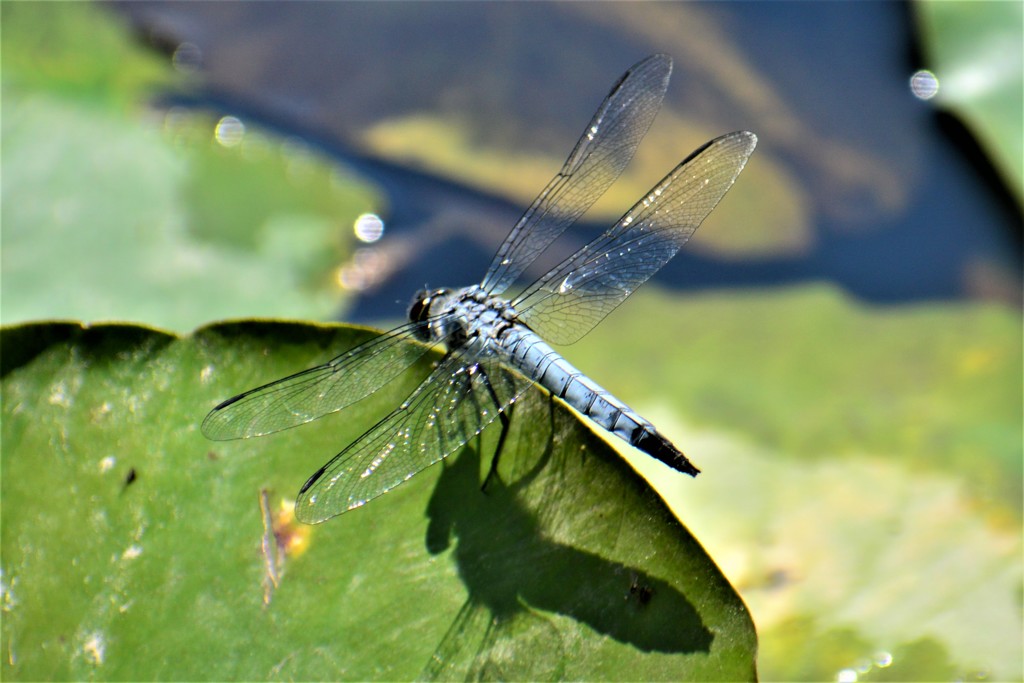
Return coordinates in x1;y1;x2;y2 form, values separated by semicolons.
915;0;1024;203
1;2;382;332
1;321;756;681
0;1;173;107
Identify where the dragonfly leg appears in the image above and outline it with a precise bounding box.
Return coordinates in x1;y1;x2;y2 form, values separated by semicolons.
482;404;512;492
477;366;513;492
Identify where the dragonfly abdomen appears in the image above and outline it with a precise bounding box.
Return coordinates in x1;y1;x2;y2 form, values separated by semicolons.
501;327;699;477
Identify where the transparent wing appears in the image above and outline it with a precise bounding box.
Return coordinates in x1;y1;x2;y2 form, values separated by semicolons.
480;54;672;296
202;319;445;440
294;350;535;524
515;131;757;345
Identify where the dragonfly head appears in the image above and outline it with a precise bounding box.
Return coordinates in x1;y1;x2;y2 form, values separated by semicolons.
408;288;451;340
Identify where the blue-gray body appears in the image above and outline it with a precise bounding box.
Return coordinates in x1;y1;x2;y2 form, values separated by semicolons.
425;285;698;476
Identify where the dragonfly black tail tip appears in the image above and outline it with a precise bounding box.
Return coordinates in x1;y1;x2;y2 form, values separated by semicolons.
632;429;700;477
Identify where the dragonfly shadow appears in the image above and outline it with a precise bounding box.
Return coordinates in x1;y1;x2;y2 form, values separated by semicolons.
421;406;712;677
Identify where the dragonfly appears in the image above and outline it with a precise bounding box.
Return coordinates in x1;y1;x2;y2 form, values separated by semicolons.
202;54;757;524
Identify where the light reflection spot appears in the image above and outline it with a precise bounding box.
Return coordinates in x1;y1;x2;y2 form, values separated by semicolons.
215;116;245;148
82;632;105;666
48;382;70;407
336;247;392;292
910;69;939;100
172;42;202;71
1;570;19;613
354;213;385;243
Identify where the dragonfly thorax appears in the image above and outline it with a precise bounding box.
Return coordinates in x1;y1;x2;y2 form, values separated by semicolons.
409;285;519;352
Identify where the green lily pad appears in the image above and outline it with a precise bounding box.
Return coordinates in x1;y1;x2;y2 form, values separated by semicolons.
0;321;756;681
